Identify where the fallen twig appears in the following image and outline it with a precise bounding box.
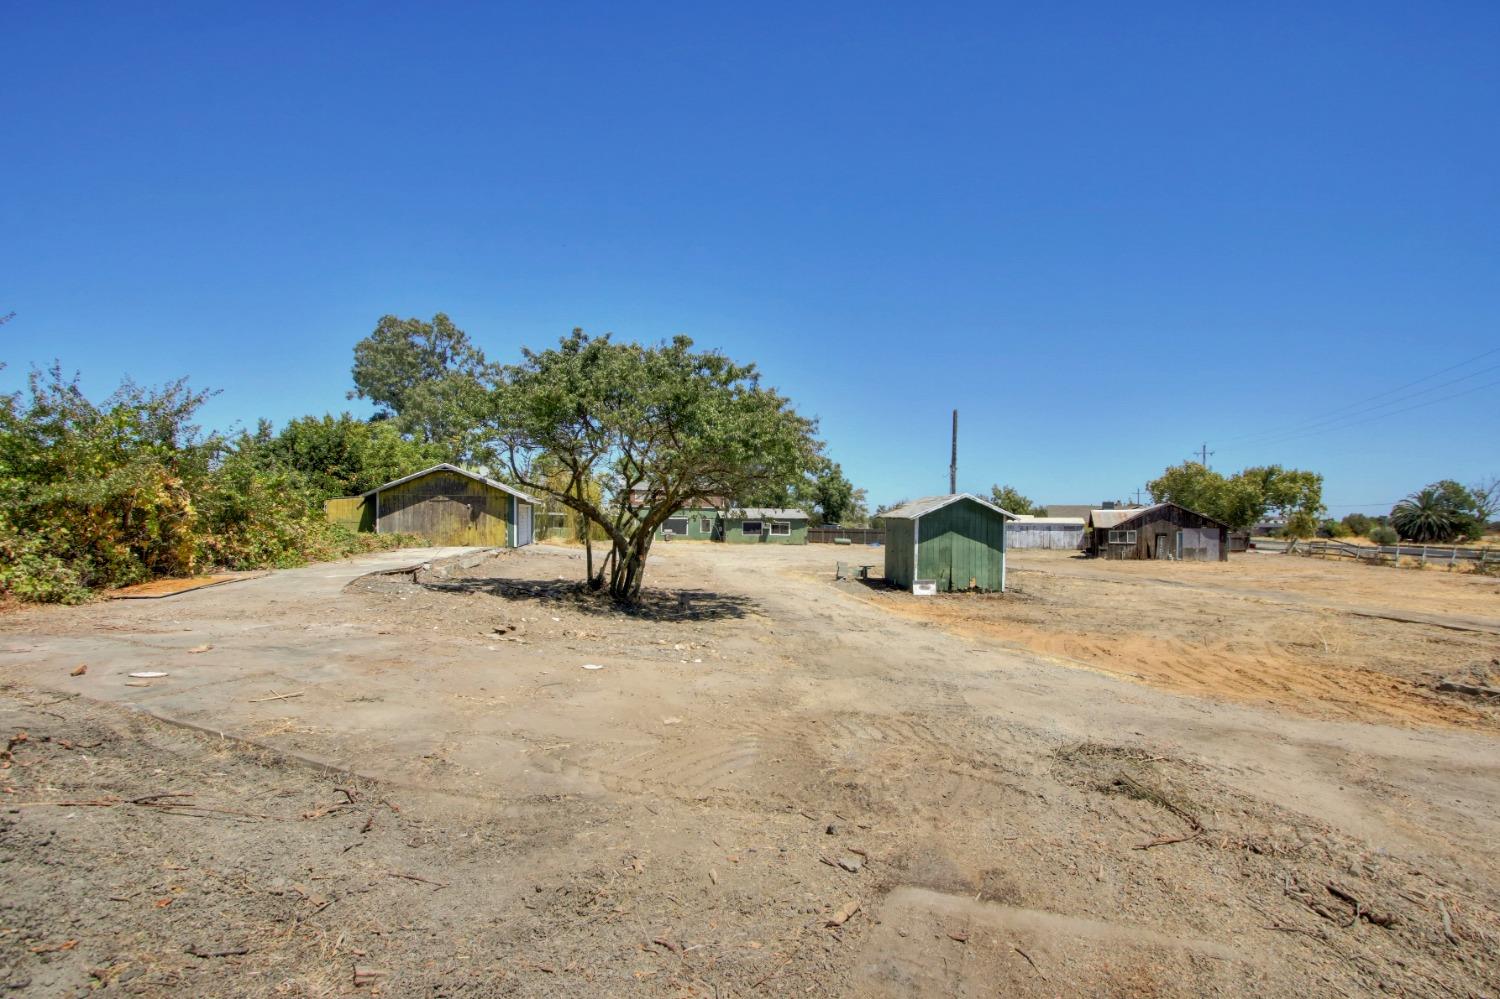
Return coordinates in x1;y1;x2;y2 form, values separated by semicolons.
249;690;305;703
186;944;250;958
385;871;449;890
1012;945;1047;980
1327;882;1398;928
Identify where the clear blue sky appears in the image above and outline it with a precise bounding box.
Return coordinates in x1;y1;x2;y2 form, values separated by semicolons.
4;2;1497;512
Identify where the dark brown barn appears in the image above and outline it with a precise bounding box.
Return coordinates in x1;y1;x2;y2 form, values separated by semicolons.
1088;503;1229;561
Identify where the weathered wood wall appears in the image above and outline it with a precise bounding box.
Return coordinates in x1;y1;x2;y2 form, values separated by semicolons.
374;470;514;546
324;495;373;532
1006;521;1085;550
1092;506;1229;561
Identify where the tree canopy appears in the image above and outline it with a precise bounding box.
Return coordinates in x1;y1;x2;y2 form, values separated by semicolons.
1146;462;1323;531
1390;480;1484;542
988;484;1042;516
487;330;822;601
350;313;498;451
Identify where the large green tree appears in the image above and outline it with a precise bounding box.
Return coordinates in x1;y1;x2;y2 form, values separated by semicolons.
744;458;866;525
350;313;498;451
488;330;821;602
1390;480;1483;542
1147;462;1323;531
256;413;447;499
989;484;1042;516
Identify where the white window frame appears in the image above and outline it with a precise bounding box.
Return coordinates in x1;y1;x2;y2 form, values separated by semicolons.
741;521;763;535
770;520;791;536
699;516;714;532
1108;529;1138;544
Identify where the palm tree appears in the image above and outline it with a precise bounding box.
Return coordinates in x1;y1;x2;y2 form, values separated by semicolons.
1390;487;1457;542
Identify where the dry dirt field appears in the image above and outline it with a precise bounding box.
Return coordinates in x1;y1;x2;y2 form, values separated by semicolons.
1;541;1498;998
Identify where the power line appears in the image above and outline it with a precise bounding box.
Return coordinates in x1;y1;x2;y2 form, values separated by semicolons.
1226;360;1500;449
1219;343;1500;447
1230;375;1500;451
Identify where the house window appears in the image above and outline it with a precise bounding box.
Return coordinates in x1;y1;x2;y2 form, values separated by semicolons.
770;521;791;536
664;518;689;535
699;516;714;532
1108;529;1137;544
741;521;763;535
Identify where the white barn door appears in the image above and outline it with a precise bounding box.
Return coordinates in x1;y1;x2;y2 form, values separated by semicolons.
516;502;533;546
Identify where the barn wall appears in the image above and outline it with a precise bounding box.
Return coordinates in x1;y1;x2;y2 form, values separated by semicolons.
324;495;373;532
374;470;513;546
1093;506;1229;561
916;498;1006;591
1006;522;1085;550
883;518;915;588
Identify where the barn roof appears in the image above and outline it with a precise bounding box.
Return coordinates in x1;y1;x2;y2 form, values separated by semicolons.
362;463;537;503
880;494;1018;521
1088;502;1227;530
725;507;809;520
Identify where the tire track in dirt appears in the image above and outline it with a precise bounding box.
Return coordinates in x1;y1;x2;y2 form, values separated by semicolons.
849;592;1490;730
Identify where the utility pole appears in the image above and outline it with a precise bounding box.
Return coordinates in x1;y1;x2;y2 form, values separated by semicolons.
949;409;958;494
1191;442;1214;467
1132;487;1144;506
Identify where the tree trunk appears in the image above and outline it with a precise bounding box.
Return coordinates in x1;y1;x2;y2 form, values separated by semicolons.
607;536;652;603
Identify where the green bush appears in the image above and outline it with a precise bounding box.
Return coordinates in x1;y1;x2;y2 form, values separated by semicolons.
1368;524;1399;546
0;367;429;603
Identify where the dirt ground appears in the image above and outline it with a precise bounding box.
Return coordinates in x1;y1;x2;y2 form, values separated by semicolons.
1;542;1498;997
839;549;1500;730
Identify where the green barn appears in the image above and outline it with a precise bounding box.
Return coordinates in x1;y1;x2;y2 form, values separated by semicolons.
880;494;1017;592
658;507;724;541
326;464;537;548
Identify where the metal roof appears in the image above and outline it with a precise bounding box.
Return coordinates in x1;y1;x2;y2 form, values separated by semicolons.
879;494;1018;521
1088;507;1152;528
1010;517;1086;526
725;507;809;520
1089;502;1228;529
361;463;537;503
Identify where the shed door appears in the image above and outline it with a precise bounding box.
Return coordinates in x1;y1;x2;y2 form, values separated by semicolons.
1155;533;1170;559
516;502;533;546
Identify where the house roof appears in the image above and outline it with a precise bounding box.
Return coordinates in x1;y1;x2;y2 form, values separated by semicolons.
879;494;1018;521
1044;504;1096;520
1010;517;1086;526
1089;502;1227;530
362;463;537;503
725;507;809;520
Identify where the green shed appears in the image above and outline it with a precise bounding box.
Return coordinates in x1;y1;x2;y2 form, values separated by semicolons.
879;494;1017;593
331;464;537;548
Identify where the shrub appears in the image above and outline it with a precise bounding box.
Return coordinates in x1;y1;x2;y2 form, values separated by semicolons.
0;367;430;603
1368;524;1399;546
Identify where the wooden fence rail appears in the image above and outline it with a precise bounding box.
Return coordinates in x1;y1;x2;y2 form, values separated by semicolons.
1284;538;1497;567
808;527;886;545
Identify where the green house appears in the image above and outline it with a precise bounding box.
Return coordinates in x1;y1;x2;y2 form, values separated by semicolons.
721;508;809;544
659;507;724;541
879;494;1017;592
656;506;810;544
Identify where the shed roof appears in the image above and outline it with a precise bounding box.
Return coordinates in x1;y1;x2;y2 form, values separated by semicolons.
725;507;809;520
879;494;1018;521
362;463;537;503
1010;517;1086;526
1088;502;1227;530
